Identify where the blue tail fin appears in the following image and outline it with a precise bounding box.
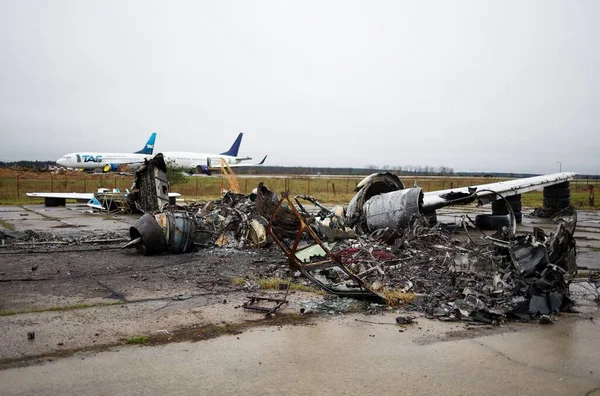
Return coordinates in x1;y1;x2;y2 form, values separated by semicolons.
134;132;157;155
220;133;243;157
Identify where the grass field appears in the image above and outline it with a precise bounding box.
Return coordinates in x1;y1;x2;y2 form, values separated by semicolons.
0;170;597;210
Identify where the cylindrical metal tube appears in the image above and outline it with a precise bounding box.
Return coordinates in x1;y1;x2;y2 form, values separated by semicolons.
364;188;423;231
129;213;167;255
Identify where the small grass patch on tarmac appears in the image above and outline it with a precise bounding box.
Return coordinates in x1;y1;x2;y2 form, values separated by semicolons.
382;288;416;307
231;277;246;286
126;336;149;344
257;277;318;292
0;219;14;230
232;276;321;293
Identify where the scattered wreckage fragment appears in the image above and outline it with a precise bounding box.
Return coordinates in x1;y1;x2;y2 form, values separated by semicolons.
126;211;196;255
346;171;575;232
262;190;386;301
263;176;580;322
121;168;582;323
125;188;271;254
128;153;172;213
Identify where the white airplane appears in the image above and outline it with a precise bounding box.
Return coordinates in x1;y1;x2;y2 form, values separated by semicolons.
56;133;157;172
161;133;267;175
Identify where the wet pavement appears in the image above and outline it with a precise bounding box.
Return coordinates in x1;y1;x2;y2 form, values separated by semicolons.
0;204;135;237
1;203;599;395
1;313;599;396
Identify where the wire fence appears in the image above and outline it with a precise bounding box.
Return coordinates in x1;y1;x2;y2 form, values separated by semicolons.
1;174;598;203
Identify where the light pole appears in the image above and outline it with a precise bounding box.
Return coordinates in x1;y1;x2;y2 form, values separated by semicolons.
556;161;562;172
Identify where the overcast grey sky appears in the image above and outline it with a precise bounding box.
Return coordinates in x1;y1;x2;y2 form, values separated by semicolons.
0;0;598;174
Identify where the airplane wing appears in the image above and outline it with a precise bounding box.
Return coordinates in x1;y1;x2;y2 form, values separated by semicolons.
347;171;577;232
213;155;268;169
27;191;180;199
26;192;95;201
422;172;576;210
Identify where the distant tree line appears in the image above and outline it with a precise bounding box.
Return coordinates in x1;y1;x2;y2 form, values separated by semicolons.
236;164;456;176
0;160;56;170
364;165;455;176
0;160;598;179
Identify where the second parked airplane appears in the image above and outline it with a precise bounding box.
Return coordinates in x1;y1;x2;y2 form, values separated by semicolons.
161;133;267;175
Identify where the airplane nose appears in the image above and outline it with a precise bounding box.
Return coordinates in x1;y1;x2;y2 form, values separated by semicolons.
56;158;66;166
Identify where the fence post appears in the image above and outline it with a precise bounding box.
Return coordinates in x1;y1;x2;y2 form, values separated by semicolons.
114;177;117;189
346;179;349;194
16;176;20;198
51;176;54;192
245;178;248;194
307;179;311;195
332;183;336;196
84;179;87;193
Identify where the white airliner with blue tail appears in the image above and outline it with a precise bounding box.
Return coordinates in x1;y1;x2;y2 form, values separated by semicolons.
56;133;157;172
161;132;267;175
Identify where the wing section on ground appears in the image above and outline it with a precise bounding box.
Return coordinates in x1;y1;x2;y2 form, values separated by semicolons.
422;172;576;210
26;192;95;201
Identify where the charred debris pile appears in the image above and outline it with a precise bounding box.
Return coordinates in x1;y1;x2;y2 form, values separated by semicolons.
122;167;584;323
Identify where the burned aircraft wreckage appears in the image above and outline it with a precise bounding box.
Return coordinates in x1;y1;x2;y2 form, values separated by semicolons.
123;162;592;322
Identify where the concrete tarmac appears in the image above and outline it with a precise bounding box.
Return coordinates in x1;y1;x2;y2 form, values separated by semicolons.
1;204;599;395
1;313;599;396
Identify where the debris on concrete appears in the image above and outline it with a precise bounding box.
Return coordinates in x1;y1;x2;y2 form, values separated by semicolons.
263;188;579;323
128;153;171;213
238;294;289;316
125;190;271;255
395;315;415;325
115;171;581;323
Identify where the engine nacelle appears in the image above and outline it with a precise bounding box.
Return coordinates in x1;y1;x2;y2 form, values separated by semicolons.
195;165;211;175
363;187;423;232
103;163;120;172
346;172;404;228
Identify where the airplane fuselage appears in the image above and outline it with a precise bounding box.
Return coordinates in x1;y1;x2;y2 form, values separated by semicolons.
56;152;152;169
161;152;250;170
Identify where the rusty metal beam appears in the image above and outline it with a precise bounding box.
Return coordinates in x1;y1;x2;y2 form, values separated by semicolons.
265;192;385;301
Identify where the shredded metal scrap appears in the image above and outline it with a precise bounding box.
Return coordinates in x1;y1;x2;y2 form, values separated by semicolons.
122;177;581;323
264;187;579;323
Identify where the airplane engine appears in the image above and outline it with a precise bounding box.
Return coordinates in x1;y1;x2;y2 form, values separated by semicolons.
103;163;119;172
195;165;212;176
346;172;425;232
363;188;423;231
346;172;404;229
